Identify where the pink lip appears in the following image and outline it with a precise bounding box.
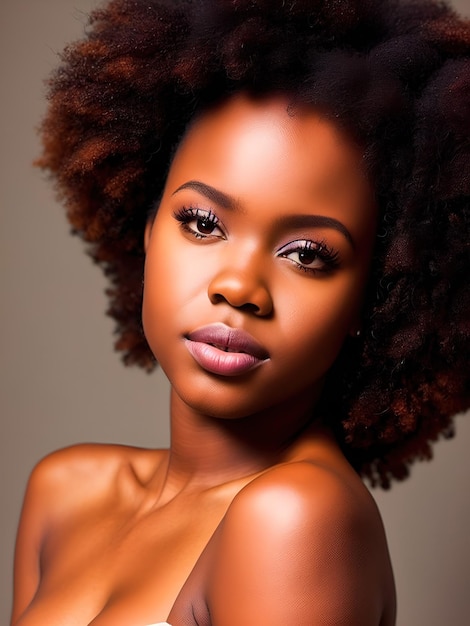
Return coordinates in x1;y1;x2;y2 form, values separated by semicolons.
184;323;269;377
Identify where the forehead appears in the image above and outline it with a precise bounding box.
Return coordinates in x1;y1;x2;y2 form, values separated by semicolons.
167;93;369;199
159;93;377;255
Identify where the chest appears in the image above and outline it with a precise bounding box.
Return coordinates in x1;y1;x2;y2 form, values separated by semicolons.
27;500;221;626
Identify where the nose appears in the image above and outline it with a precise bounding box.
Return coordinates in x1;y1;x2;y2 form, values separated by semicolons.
207;261;273;317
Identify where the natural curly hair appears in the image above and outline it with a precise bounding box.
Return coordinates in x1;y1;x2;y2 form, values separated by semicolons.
38;0;470;487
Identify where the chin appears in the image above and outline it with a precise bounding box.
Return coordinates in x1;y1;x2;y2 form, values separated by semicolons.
179;389;263;420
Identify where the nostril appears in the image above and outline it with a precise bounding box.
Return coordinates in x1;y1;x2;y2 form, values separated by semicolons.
240;302;260;314
210;292;258;311
208;271;273;316
209;292;227;305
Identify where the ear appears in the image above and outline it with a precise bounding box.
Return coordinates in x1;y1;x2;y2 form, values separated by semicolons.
144;219;153;253
348;311;363;338
348;327;362;339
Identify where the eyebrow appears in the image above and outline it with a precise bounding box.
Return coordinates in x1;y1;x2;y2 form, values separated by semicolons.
274;214;354;248
172;179;354;247
172;180;238;211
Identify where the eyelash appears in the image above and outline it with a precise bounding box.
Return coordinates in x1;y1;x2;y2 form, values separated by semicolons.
173;206;341;274
173;206;223;239
277;240;340;275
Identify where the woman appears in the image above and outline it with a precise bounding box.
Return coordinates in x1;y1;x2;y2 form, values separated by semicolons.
11;0;469;624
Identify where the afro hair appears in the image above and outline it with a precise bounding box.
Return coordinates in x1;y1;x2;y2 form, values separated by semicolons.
38;0;470;487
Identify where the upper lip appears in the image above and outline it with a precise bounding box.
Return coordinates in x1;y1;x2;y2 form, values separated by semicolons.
186;323;269;359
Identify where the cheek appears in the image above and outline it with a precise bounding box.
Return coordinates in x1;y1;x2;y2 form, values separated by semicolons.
142;227;176;357
273;274;362;371
142;230;209;358
142;263;163;360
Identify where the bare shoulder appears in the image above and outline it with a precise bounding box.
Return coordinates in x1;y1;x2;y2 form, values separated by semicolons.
12;444;167;623
205;461;395;625
230;458;379;528
23;443;166;523
32;442;166;482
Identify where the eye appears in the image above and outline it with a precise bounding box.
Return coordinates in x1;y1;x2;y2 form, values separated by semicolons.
173;207;225;240
277;239;340;274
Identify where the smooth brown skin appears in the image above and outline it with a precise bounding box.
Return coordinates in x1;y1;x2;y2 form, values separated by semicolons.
12;95;396;626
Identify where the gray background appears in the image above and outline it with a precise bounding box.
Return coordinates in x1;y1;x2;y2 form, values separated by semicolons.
1;1;469;624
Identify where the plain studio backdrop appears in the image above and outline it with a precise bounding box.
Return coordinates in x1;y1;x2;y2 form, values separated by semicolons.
1;1;469;624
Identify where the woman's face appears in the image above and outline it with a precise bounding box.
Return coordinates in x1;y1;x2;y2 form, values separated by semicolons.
143;94;377;419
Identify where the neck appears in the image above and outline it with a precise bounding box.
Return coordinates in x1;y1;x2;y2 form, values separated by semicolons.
164;386;322;489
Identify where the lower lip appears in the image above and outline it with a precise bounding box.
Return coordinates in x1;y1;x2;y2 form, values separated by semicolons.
184;340;266;377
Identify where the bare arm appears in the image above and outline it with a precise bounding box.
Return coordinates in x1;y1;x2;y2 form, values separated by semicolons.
11;445;106;624
204;463;390;625
11;457;52;625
